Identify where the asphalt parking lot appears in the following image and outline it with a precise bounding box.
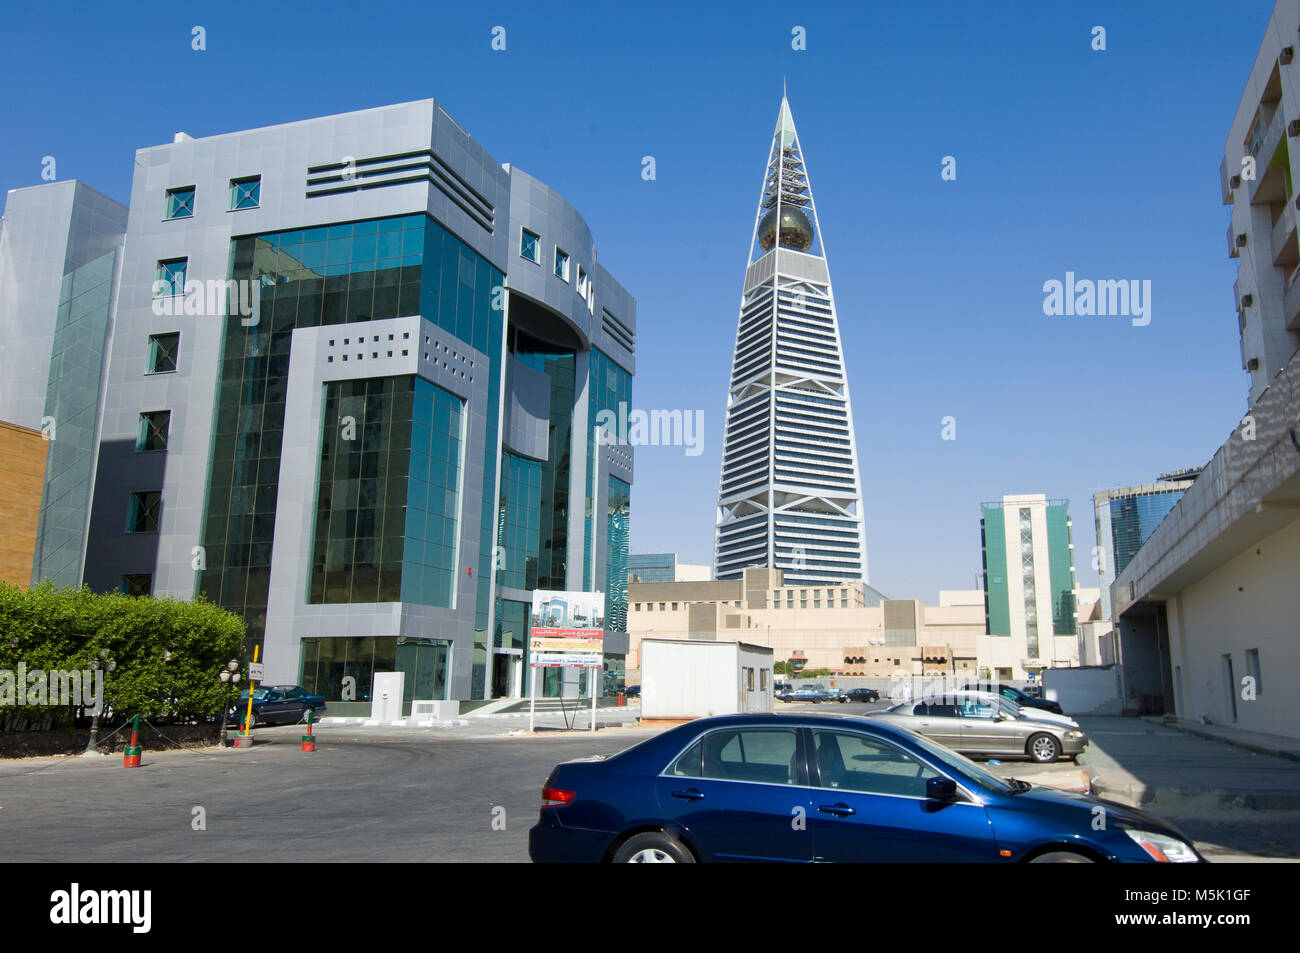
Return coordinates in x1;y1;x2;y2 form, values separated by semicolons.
0;727;656;862
2;708;1297;862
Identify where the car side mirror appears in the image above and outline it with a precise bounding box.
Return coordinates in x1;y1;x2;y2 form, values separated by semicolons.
926;777;959;801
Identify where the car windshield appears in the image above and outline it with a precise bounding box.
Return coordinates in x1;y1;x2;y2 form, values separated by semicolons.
895;728;1015;794
997;697;1023;717
238;689;270;701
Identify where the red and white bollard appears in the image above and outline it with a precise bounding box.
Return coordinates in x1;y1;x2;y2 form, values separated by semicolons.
301;711;316;752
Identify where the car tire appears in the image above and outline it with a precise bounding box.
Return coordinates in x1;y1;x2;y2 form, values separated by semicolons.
612;833;695;864
1029;851;1095;863
1027;732;1061;764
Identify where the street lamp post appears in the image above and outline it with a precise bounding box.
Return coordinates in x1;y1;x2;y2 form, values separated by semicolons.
83;649;116;755
217;661;241;748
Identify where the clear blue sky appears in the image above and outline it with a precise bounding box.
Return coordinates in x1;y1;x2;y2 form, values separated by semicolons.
1;0;1275;601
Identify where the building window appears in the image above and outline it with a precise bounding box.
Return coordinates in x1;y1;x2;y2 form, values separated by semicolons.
520;228;540;263
1246;648;1262;695
155;258;187;297
760;669;769;691
671;602;678;611
136;410;171;452
841;598;848;608
118;574;152;597
554;247;569;280
230;176;261;210
659;603;665;611
147;332;180;374
746;668;755;691
577;265;588;296
126;491;162;534
164;186;195;219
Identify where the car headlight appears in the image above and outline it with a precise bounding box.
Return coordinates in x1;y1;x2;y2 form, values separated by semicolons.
1065;730;1085;739
1124;829;1198;863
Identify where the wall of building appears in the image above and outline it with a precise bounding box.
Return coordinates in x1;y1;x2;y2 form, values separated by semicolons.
0;422;49;588
1042;665;1122;715
1165;515;1300;735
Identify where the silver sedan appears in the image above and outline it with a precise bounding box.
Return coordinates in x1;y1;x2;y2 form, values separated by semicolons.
864;691;1087;763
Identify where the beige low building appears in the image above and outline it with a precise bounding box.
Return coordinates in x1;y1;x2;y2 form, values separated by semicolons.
0;420;50;589
627;567;987;680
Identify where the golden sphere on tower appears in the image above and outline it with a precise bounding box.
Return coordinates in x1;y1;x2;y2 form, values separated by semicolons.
758;205;814;252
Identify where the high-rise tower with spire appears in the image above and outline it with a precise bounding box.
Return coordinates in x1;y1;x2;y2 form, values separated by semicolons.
713;93;869;586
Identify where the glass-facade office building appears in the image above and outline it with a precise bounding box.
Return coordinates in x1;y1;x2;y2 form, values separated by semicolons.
980;495;1077;668
1093;473;1199;619
76;100;636;706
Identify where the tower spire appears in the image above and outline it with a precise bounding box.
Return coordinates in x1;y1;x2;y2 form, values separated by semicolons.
714;94;870;586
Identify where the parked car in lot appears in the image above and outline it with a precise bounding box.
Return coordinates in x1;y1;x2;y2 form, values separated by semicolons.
781;684;832;703
528;712;1201;863
228;685;326;727
623;684;641;698
866;692;1086;763
844;688;880;703
959;681;1063;715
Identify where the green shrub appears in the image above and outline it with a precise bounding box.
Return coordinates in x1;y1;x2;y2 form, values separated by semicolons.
0;582;245;727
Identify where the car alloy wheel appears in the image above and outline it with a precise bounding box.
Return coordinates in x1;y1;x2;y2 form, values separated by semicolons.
1027;732;1061;763
612;832;694;864
629;849;675;863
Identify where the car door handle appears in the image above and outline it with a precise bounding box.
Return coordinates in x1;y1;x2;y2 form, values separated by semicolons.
818;803;856;817
671;789;706;801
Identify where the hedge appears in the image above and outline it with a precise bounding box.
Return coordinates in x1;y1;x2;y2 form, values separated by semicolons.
0;582;245;729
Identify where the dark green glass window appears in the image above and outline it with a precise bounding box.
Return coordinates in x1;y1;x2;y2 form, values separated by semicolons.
230;176;261;210
147;333;179;373
136;410;170;452
118;573;152;597
165;186;194;219
310;376;414;605
520;228;540;263
496;451;541;590
400;378;465;607
605;476;630;632
127;491;161;533
156;258;186;297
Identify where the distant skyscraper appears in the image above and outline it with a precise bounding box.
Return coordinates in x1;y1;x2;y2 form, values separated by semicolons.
1093;469;1201;620
980;494;1078;674
713;93;868;586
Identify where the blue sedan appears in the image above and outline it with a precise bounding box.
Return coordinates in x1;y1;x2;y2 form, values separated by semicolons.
528;713;1204;863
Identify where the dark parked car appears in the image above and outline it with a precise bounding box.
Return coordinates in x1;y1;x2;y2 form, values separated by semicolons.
228;685;326;727
781;685;831;703
528;713;1203;863
960;682;1063;715
623;684;641;698
845;688;880;703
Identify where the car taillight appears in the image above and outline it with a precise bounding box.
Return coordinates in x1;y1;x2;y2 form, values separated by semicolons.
541;786;576;807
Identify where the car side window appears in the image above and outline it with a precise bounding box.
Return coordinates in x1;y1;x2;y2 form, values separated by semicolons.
285;688;304;699
960;699;997;719
670;739;703;777
684;728;798;785
267;690;283;701
812;731;940;798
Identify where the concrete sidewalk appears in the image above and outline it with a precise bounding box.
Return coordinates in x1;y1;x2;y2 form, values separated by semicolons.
1077;716;1300;811
1143;715;1300;763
